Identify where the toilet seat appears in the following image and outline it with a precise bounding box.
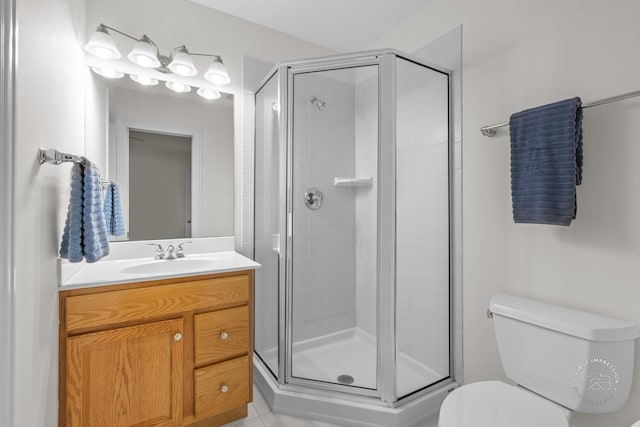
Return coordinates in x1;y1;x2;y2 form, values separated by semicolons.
438;381;570;427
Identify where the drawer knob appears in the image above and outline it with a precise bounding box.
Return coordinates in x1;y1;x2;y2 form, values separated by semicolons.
174;333;182;341
220;384;229;393
220;332;229;340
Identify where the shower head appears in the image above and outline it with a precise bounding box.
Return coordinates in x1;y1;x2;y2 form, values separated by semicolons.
310;96;326;111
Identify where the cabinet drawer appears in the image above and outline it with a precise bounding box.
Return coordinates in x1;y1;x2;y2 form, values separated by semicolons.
194;306;249;366
65;274;249;332
194;356;249;418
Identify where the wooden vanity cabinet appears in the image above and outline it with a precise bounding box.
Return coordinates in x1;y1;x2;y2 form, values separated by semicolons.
59;270;254;427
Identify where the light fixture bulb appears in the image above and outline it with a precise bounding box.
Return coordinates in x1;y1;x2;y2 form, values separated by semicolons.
127;35;161;68
197;87;221;100
91;67;124;79
130;74;158;86
165;81;191;93
84;25;121;60
204;57;230;85
168;47;197;77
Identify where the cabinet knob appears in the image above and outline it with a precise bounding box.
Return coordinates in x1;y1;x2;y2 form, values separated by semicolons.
220;385;229;393
220;332;229;340
174;333;182;341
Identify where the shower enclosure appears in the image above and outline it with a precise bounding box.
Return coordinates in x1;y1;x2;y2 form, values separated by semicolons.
253;50;454;425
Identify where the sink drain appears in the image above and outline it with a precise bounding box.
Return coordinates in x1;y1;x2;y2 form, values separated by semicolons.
337;374;355;385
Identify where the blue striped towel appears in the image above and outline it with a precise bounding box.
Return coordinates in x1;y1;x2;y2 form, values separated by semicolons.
60;161;110;263
509;97;583;226
103;181;126;237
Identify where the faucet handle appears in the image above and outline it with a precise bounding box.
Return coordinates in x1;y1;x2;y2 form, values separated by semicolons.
147;243;165;260
177;241;192;258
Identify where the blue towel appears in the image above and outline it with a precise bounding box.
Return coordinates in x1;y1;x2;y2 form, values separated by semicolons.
103;181;126;237
509;97;583;226
60;160;110;263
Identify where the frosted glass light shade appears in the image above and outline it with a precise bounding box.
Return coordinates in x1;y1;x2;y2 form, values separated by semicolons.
165;81;191;93
197;88;221;100
128;36;161;68
204;57;230;85
130;74;158;86
91;67;124;79
85;28;121;60
168;48;197;77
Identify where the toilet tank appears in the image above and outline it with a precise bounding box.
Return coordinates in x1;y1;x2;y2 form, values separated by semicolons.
490;294;640;413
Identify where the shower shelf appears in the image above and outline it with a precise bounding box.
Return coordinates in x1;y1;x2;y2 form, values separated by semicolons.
333;177;373;187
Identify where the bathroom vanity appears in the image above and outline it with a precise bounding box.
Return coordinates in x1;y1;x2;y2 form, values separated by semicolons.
58;239;259;427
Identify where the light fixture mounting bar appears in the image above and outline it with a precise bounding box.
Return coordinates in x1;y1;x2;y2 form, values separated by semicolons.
98;24;138;42
189;53;222;59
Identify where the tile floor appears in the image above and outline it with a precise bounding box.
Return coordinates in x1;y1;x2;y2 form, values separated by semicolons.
221;384;345;427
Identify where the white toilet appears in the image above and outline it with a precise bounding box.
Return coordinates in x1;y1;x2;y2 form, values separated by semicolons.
439;293;640;427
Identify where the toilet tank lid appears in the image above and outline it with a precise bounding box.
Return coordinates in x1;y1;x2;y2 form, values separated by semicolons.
490;294;640;342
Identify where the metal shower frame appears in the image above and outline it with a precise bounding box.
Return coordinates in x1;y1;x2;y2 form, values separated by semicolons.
253;48;458;408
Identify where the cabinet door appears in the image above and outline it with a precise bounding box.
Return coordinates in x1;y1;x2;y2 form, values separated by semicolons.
66;319;183;427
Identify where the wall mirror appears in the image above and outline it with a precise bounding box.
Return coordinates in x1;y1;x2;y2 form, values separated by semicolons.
83;0;235;241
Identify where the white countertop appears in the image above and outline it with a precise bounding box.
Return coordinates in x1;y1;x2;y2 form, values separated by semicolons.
59;237;261;290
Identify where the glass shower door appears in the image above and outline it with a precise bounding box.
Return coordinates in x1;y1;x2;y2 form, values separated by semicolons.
254;72;283;378
288;65;379;392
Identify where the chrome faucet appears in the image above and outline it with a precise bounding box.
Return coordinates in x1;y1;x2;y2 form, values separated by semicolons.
164;245;178;260
147;243;165;260
177;241;192;258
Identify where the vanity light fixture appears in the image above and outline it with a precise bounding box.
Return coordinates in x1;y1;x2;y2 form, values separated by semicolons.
127;35;161;68
165;81;191;93
196;87;221;100
130;74;158;86
84;24;121;60
168;46;197;77
85;23;230;83
204;56;231;85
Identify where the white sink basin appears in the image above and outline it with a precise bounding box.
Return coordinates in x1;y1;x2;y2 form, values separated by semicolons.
120;258;216;275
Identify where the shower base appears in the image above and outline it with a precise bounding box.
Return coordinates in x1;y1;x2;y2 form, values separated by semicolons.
289;327;442;395
255;327;452;427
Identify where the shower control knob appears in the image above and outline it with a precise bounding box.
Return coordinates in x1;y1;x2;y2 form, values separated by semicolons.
220;385;229;393
304;188;323;210
220;332;229;340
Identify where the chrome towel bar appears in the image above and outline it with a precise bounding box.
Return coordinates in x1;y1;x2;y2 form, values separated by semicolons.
480;89;640;137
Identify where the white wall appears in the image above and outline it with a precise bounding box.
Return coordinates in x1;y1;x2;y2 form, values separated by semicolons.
14;0;86;426
374;1;640;426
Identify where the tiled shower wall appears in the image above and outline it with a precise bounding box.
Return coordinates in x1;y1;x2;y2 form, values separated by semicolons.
354;72;378;338
241;55;274;258
395;58;450;377
291;72;357;342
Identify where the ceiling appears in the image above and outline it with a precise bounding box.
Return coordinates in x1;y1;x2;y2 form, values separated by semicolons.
188;0;434;52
